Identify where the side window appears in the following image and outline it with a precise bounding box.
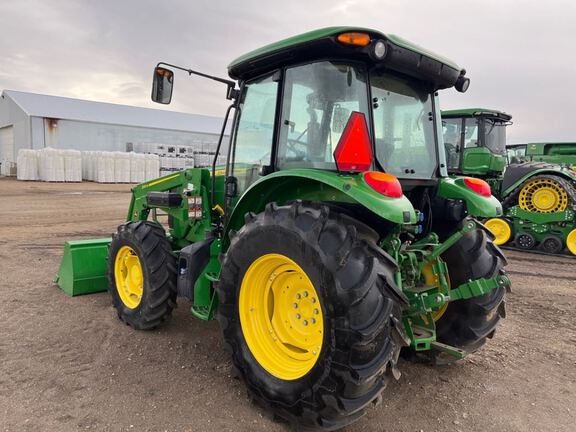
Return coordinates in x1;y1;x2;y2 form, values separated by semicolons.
442;118;463;170
277;62;368;170
464;118;479;148
233;75;278;194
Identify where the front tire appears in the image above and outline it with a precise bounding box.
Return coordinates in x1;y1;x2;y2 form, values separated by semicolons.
217;202;407;430
108;221;177;330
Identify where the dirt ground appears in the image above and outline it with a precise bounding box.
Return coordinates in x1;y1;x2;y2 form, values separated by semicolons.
0;177;574;432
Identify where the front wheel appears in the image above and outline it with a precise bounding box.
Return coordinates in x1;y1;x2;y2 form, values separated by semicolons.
107;221;177;330
217;202;407;430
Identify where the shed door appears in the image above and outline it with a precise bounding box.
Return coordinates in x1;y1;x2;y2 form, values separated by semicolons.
0;126;15;162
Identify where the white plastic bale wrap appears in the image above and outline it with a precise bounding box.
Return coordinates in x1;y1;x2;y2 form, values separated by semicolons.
64;149;82;182
104;152;115;183
82;151;95;181
38;148;65;182
16;149;39;180
130;153;146;183
114;152;131;183
145;154;160;180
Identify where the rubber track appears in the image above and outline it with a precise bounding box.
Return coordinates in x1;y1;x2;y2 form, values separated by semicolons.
502;174;576;210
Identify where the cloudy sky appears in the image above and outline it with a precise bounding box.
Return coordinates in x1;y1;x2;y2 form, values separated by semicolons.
1;0;575;143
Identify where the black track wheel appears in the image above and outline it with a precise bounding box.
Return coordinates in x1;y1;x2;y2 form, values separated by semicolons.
108;221;177;330
540;235;563;254
217;201;408;431
436;224;508;354
515;232;536;250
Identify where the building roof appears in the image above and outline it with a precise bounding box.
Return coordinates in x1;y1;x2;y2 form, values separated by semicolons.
1;89;226;135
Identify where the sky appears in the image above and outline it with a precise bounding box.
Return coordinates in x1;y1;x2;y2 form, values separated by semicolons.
1;0;575;144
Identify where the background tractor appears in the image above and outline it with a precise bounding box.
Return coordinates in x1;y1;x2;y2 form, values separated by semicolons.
58;28;509;430
442;108;576;255
507;142;576;167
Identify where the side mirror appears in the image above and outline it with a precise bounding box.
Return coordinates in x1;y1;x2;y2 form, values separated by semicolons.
151;66;174;104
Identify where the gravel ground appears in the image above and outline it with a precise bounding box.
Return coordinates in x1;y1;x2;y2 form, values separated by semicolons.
0;178;574;432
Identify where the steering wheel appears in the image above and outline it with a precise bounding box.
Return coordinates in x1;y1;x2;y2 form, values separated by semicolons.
286;138;308;159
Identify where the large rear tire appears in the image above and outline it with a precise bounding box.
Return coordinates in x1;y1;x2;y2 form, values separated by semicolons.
108;221;177;330
217;202;408;430
436;225;508;353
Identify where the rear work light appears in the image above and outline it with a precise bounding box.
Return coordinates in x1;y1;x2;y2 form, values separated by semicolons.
364;172;403;198
464;177;491;197
337;32;371;47
333;112;373;172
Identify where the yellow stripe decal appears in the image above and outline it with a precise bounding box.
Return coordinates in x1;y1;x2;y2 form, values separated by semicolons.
143;173;180;188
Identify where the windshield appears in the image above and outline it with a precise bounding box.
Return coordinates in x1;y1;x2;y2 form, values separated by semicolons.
484;119;507;155
370;70;437;179
507;145;526;164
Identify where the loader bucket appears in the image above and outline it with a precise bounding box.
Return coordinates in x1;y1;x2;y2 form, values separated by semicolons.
55;238;112;296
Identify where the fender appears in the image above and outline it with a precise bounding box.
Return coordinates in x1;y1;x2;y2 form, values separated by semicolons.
502;166;576;197
437;176;502;218
225;169;417;234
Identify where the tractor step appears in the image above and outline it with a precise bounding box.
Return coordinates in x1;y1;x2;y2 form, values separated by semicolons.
55;238;111;296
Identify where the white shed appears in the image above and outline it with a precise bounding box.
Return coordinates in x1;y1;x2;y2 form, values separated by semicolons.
0;90;227;175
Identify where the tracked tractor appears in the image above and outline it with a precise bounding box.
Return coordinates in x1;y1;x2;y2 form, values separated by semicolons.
442;108;576;255
57;28;510;430
507;142;576;167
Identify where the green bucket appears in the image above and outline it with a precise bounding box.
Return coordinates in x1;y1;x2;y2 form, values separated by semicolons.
55;238;112;296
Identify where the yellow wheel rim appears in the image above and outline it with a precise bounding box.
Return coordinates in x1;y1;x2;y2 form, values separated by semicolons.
239;253;324;380
567;229;576;256
484;218;512;246
421;261;449;322
518;178;568;213
114;246;144;309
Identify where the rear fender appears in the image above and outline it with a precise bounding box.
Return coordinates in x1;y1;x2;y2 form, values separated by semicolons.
225;169;417;235
437;176;502;218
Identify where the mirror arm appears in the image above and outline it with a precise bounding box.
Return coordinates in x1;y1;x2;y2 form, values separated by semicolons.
157;62;238;100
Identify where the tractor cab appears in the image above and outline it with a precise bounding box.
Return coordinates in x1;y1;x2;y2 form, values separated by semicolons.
225;28;471;201
441;108;512;177
151;28;485;233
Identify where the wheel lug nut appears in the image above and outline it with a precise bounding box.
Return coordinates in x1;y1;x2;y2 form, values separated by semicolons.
313;308;319;315
303;320;308;326
293;303;298;308
311;318;316;324
303;291;308;297
296;313;301;319
311;298;316;303
296;293;301;299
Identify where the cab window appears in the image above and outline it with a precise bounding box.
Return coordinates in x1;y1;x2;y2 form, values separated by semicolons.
232;75;278;194
277;62;369;170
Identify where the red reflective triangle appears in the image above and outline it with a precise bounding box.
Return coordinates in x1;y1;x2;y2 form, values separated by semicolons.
333;111;373;172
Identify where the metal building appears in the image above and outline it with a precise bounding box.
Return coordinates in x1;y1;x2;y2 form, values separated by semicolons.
0;89;227;175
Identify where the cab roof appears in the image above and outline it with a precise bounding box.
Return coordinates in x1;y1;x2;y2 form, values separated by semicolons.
227;27;464;90
442;108;512;122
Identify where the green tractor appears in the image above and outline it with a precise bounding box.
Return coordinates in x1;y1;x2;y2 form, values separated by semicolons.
442;108;576;255
507;142;576;167
58;28;510;430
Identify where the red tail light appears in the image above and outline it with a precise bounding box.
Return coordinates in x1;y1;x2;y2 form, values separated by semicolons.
333;112;373;172
464;177;491;197
363;171;403;198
